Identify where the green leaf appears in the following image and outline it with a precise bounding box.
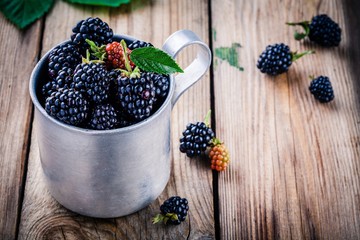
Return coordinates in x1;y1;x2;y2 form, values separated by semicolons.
64;0;130;7
130;47;184;75
0;0;54;29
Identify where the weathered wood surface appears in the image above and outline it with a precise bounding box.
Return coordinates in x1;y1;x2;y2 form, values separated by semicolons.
211;0;360;239
18;0;214;239
0;13;42;240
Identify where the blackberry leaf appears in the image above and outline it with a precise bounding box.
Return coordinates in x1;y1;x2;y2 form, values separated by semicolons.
0;0;54;29
64;0;130;7
130;47;184;74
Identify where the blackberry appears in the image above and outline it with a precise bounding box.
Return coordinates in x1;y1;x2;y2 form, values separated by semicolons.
257;43;313;75
88;104;118;130
309;76;334;103
128;40;153;50
71;17;113;53
209;140;230;172
105;41;134;69
45;88;89;126
116;72;156;120
73;62;110;104
287;14;341;47
152;196;189;225
42;67;74;97
180;122;215;157
152;74;170;100
48;42;81;80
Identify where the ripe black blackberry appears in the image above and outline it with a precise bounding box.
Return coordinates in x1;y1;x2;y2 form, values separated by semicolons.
45;88;89;126
309;76;334;103
152;196;189;225
128;40;153;50
73;62;110;104
42;67;74;97
287;14;341;47
88;104;118;130
179;122;215;157
257;43;313;75
152;74;170;100
48;42;81;80
71;17;113;53
116;72;156;120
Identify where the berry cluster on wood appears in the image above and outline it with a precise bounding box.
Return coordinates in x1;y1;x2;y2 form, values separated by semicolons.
256;14;339;103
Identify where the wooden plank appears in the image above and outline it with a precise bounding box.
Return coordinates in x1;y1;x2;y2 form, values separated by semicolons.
0;14;42;239
211;0;360;239
18;0;214;239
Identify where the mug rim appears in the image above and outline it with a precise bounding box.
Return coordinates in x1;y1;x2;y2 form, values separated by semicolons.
29;34;175;135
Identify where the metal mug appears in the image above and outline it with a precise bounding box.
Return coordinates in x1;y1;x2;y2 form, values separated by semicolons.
29;30;211;218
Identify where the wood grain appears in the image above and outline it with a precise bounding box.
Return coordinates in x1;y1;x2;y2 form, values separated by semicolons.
18;0;214;239
0;14;42;240
210;0;360;239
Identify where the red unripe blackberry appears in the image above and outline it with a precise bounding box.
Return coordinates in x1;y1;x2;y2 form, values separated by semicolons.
105;41;134;69
209;143;230;172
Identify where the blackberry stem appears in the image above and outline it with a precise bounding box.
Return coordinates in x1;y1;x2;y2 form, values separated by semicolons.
204;110;212;127
120;40;132;72
85;39;106;61
286;21;310;40
291;50;315;62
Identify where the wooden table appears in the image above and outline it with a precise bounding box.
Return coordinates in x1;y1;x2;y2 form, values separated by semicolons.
1;0;359;239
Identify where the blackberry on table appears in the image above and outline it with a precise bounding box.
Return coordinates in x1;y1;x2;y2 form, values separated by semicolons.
48;42;81;80
42;67;74;97
179;122;215;157
71;17;113;53
45;88;89;126
287;14;341;47
116;72;156;121
257;43;313;75
73;62;111;104
309;76;334;103
128;40;153;50
152;196;189;225
88;104;118;130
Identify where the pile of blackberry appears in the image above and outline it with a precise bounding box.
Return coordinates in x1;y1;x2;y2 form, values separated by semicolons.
40;17;170;130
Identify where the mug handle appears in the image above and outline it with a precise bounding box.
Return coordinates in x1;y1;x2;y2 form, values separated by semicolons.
162;30;212;106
